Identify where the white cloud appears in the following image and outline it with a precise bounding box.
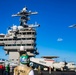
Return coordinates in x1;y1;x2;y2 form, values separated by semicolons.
57;38;63;42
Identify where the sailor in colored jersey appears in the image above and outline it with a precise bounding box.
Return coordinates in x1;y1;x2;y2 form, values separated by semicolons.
14;54;34;75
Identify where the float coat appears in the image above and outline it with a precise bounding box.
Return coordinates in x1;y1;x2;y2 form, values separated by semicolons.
14;65;32;75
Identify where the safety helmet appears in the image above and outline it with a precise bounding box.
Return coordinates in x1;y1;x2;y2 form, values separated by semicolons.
20;54;29;64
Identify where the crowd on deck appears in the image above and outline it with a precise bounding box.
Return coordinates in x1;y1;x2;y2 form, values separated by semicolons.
0;63;11;75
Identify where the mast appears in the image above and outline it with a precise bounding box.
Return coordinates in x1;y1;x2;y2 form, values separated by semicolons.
12;7;39;27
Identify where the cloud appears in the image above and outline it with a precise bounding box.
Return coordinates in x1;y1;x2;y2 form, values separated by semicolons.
57;38;63;42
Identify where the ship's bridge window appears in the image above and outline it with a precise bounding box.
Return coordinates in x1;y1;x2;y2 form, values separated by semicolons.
19;33;22;34
27;38;31;40
0;39;3;41
4;39;7;41
8;44;12;46
15;38;21;40
12;59;14;61
17;44;26;46
4;39;12;41
16;59;18;61
0;36;4;37
22;44;25;46
17;44;21;46
22;38;26;40
8;39;12;40
4;39;12;40
27;32;31;35
27;44;31;46
23;33;26;35
31;32;36;35
27;38;36;41
32;38;36;41
13;44;16;46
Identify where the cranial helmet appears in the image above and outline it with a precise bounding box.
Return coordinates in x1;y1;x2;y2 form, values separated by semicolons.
20;54;29;64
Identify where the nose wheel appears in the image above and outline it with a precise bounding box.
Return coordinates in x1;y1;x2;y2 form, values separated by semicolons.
61;67;64;71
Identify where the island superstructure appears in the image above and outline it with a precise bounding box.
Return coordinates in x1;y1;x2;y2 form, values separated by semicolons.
0;7;40;63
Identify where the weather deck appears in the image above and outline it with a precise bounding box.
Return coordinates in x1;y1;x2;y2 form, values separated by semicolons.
0;70;76;75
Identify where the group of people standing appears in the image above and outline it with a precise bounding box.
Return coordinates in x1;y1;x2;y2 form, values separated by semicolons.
0;53;46;75
0;62;10;75
14;54;34;75
0;54;34;75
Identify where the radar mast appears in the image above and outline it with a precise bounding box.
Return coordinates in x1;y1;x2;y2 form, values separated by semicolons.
12;7;38;27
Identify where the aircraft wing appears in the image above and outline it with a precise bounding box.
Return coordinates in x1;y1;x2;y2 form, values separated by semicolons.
69;24;76;28
41;56;59;59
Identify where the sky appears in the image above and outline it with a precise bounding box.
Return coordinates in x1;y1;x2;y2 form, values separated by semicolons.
0;0;76;63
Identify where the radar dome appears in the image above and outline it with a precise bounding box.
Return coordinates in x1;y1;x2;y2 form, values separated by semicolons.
12;25;18;31
20;46;25;51
18;26;23;30
8;30;12;34
23;7;27;12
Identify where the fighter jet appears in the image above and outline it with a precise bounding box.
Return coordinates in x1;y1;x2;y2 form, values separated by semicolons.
53;62;66;71
66;62;76;72
69;24;76;28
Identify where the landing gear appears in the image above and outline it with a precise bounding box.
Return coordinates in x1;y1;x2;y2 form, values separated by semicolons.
61;67;64;71
53;67;56;71
75;69;76;72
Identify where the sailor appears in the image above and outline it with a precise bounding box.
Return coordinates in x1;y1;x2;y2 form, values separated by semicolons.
49;66;52;74
4;62;10;75
14;54;34;75
38;65;41;74
38;66;43;75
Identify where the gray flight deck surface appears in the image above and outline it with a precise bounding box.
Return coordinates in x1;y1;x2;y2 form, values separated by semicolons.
0;70;76;75
11;71;76;75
